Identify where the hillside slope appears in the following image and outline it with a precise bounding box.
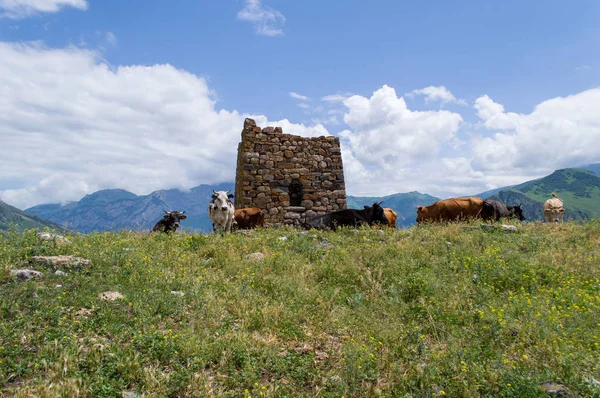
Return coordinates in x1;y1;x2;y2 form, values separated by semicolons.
0;200;62;232
1;224;598;396
489;168;600;221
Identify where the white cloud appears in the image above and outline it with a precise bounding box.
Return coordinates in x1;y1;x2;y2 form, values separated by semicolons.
321;93;352;102
334;85;482;199
341;85;463;168
104;31;117;47
0;41;328;209
297;103;310;109
0;0;87;18
289;92;310;101
407;85;467;106
472;90;600;173
575;65;592;71
236;0;285;37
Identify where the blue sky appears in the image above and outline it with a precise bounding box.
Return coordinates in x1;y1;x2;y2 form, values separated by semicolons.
1;0;600;208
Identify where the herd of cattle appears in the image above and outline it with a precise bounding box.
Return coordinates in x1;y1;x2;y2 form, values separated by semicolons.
150;190;566;234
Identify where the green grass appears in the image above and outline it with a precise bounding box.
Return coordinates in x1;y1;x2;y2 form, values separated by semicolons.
1;222;599;397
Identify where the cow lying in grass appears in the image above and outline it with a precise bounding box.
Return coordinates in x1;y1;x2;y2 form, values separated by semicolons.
303;202;388;231
482;199;525;221
151;211;187;234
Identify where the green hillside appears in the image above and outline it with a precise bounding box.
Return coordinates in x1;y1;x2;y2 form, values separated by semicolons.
489;168;600;221
0;200;63;232
1;223;599;396
347;191;440;227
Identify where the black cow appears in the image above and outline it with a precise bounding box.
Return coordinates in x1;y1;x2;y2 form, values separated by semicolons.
151;211;187;234
482;200;525;221
303;202;387;230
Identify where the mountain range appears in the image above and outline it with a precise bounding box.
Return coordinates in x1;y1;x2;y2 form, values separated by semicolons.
17;163;600;233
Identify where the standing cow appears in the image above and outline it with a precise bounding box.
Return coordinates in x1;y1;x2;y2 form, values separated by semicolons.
208;190;235;233
543;192;565;223
416;197;484;224
383;208;397;228
233;207;264;229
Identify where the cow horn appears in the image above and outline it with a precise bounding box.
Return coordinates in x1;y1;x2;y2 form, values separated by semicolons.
164;210;169;214
226;189;231;194
181;211;186;214
213;190;217;194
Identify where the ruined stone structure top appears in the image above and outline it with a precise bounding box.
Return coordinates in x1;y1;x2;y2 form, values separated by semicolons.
234;118;347;226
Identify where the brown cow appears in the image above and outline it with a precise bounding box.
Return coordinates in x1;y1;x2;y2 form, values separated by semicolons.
383;208;397;228
416;197;484;224
233;207;265;229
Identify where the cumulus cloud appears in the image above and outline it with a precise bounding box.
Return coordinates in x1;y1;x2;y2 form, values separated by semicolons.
472;90;600;172
289;92;310;101
0;0;87;18
236;0;285;37
341;85;463;168
407;85;467;106
0;41;328;209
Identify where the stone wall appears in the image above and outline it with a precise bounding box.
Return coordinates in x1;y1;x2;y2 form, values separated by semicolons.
234;118;347;226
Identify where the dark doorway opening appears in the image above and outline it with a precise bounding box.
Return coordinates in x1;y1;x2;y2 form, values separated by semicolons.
289;179;303;206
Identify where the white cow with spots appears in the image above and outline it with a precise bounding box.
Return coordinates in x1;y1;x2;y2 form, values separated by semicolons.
543;192;565;223
208;190;235;233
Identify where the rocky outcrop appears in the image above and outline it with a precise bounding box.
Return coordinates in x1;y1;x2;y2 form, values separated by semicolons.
29;255;91;270
10;269;43;281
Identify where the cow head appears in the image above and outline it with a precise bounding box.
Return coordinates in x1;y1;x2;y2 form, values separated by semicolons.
163;210;187;230
368;201;387;225
211;190;234;212
511;204;526;221
544;206;565;223
416;206;427;223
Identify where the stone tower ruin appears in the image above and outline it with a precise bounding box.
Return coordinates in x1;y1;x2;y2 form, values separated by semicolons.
234;118;347;226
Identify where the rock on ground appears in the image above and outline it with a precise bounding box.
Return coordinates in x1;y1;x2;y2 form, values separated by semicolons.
539;381;570;397
29;255;91;270
99;291;124;302
37;232;71;244
246;252;265;262
481;224;518;232
315;241;334;249
10;269;43;281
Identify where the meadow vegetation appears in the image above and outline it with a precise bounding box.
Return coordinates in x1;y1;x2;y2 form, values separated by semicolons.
1;221;599;397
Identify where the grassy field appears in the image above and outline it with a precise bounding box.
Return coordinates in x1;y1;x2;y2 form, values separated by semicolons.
1;221;599;397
